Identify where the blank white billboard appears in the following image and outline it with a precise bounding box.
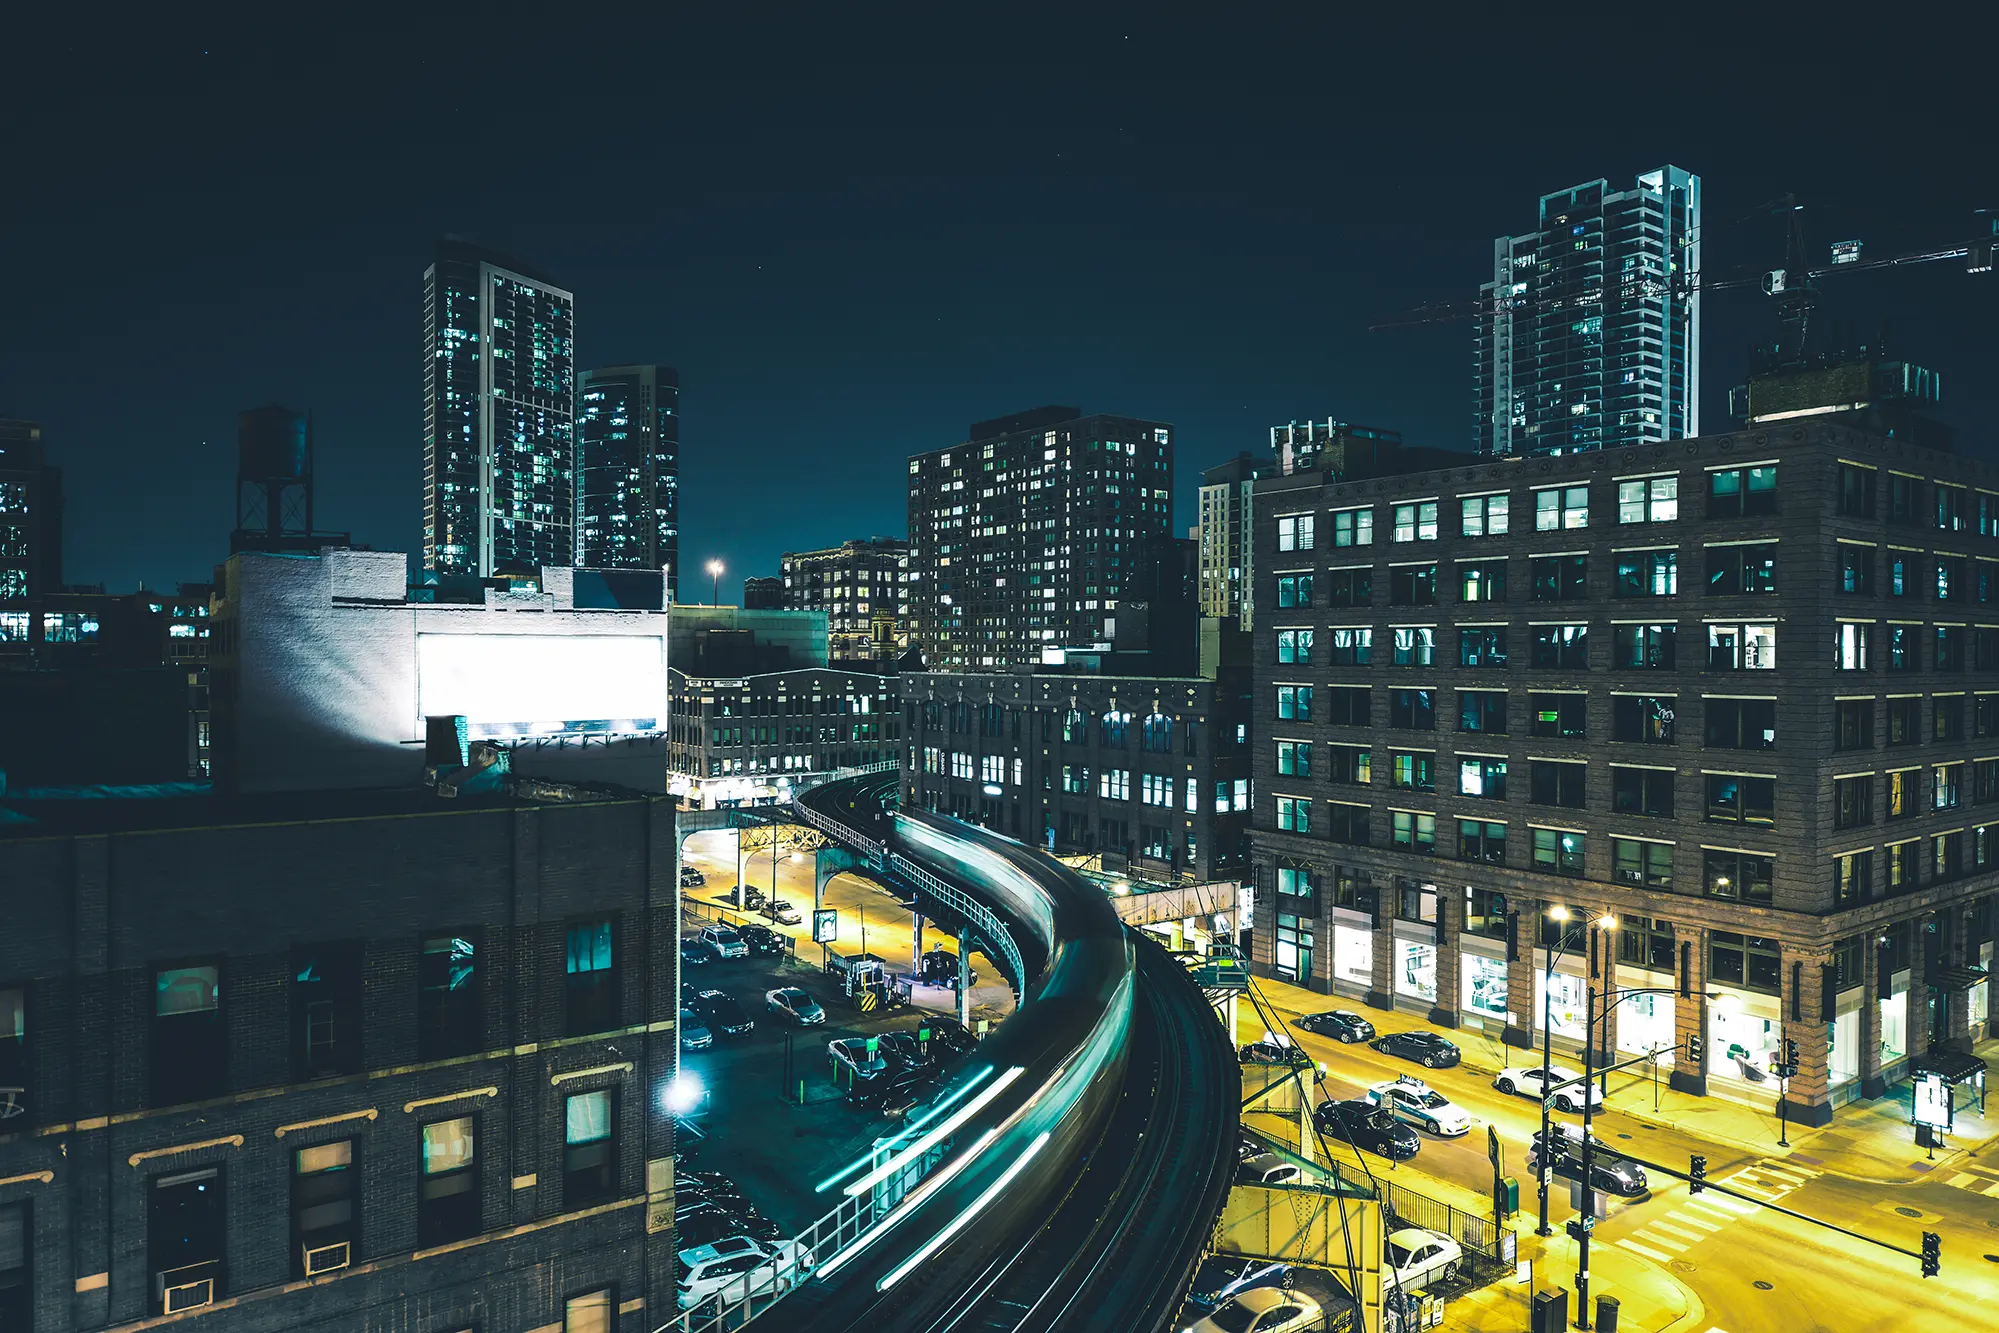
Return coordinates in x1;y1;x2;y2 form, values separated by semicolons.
417;633;666;737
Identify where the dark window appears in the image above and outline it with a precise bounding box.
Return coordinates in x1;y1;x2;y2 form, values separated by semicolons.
1888;768;1919;820
1396;878;1438;922
419;1117;479;1246
1938;557;1967;603
564;918;618;1037
1141;713;1173;753
291;1140;358;1279
1529;694;1586;739
1388;689;1434;730
1324;567;1372;607
1709;466;1778;518
0;988;24;1125
1531;555;1588;601
1979;694;1999;739
0;1200;27;1327
1459;626;1509;667
1323;687;1369;727
1529;761;1586;808
1613;840;1674;890
1459;561;1508;603
1389;564;1438;607
149;1168;225;1313
1615;550;1678;598
1459;690;1508;734
1939;485;1969;533
1611;694;1677;744
563;1089;617;1207
1838;464;1876;517
152;964;225;1106
419;932;481;1060
1612;767;1674;818
1936;695;1967;741
1531;624;1589;669
1465;885;1509;935
1533;829;1585;877
1888;473;1920;524
1613;623;1676;669
1709;932;1782;994
1617;914;1676;968
1835;699;1874;750
1326;627;1371;665
1834;775;1873;829
1705;544;1777;596
1704;850;1775;905
1324;803;1371;847
979;703;1003;737
1324;744;1371;786
1457;820;1507;864
1887;696;1921;745
1936;626;1967;672
1838;545;1874;595
1834;852;1872;906
291;942;363;1081
1888;841;1920;893
1704;774;1775;825
1062;709;1087;743
1703;697;1774;749
1976;758;1999;804
1975;628;1999;670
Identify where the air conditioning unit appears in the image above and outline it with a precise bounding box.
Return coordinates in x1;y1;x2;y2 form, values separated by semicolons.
303;1241;351;1276
163;1278;215;1313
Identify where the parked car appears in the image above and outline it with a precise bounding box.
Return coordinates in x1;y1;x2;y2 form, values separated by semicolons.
679;864;706;887
1365;1077;1472;1136
737;923;789;957
762;898;803;925
877;1030;936;1071
1312;1099;1421;1161
1188;1287;1323;1333
849;1062;938;1115
1494;1064;1604;1112
680;940;715;967
691;990;754;1037
765;986;826;1025
1237;1152;1301;1187
828;1036;888;1080
1384;1227;1464;1291
679;1007;714;1052
922;1016;981;1058
1238;1038;1313;1067
1184;1255;1295;1312
675;1236;812;1310
1369;1029;1462;1069
738;885;767;910
918;948;977;989
1295;1009;1376;1043
1529;1126;1650;1196
699;925;748;960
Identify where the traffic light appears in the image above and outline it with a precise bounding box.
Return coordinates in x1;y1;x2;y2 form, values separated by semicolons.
1922;1230;1941;1278
1783;1038;1800;1069
1690;1154;1707;1195
1687;1034;1704;1065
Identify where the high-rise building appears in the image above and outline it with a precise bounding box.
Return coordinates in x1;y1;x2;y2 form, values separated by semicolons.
1475;167;1701;456
781;537;910;663
1198;454;1272;630
908;407;1172;671
422;238;576;576
0;418;61;602
577;364;680;595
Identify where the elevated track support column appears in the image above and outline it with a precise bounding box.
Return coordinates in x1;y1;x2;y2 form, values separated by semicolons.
814;844;871;913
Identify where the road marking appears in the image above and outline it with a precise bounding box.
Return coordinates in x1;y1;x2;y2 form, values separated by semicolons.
1646;1218;1709;1243
1615;1238;1676;1263
1688;1193;1756;1217
1665;1212;1721;1233
1749;1162;1818;1187
1628;1229;1688;1252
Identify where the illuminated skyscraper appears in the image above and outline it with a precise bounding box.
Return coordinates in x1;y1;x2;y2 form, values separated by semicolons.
422;238;576;576
0;418;61;602
576;364;679;597
1475;166;1701;456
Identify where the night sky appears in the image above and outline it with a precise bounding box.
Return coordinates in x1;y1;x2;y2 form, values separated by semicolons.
5;12;1991;596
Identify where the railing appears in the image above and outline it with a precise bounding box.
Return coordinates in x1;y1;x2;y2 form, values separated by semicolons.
792;799;885;870
1380;1176;1505;1262
887;852;1026;992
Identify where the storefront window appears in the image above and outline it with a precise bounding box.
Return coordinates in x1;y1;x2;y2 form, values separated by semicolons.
1710;993;1781;1084
1880;986;1908;1066
1275;913;1314;984
1614;989;1675;1056
1829;1007;1860;1086
1535;970;1588;1041
1462;954;1508;1022
1334;924;1373;992
1396;940;1437;1003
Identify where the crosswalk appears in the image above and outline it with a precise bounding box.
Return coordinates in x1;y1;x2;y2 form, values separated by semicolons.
1940;1159;1999;1198
1610;1156;1818;1264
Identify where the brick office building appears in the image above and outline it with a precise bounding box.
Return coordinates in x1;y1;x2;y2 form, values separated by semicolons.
1247;424;1998;1125
0;784;678;1331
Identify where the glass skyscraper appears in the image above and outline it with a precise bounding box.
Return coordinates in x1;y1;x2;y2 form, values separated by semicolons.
576;364;679;597
422;238;576;576
1475;166;1700;456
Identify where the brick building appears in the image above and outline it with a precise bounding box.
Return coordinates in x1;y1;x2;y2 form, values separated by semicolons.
0;784;678;1330
1247;424;1998;1125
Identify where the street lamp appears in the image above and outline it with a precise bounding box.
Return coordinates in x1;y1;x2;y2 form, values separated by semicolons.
1537;906;1614;1237
706;559;724;606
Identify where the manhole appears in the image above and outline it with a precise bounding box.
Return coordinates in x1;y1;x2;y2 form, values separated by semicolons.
1985;1254;1999;1264
1616;1133;1633;1140
1753;1281;1774;1291
1669;1259;1697;1276
1895;1206;1924;1218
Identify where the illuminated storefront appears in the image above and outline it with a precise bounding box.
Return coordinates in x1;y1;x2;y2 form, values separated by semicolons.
1333;916;1374;995
1534;966;1588;1044
1395;938;1437;1007
1708;990;1783;1088
1460;948;1509;1031
1611;975;1675;1058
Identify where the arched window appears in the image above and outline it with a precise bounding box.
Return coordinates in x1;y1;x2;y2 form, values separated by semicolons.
1141;713;1173;754
1099;710;1131;748
1063;709;1088;744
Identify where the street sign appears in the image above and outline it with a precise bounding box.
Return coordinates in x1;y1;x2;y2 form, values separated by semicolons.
1915;1072;1952;1130
813;908;838;944
1487;1125;1502;1170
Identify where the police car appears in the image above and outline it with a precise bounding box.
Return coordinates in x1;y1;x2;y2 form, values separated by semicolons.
1364;1075;1473;1136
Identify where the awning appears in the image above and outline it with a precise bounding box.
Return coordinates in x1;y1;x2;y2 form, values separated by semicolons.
1911;1048;1989;1084
1927;963;1989;992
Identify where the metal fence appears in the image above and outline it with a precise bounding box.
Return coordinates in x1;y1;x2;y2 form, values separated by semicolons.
1379;1177;1503;1262
887;852;1026;990
792;799;885;870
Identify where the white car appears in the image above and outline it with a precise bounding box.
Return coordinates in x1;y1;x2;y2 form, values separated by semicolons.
699;925;747;959
1365;1077;1473;1136
828;1036;888;1080
1493;1064;1605;1112
675;1236;812;1309
1187;1286;1323;1333
765;987;826;1025
1385;1227;1464;1291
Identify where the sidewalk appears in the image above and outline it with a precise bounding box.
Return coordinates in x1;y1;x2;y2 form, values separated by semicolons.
1452;1229;1706;1333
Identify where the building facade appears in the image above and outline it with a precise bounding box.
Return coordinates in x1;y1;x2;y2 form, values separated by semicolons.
423;239;577;577
1198;455;1270;631
1270;420;1402;478
779;538;909;664
0;784;679;1331
668;666;900;808
0;418;61;603
1248;424;1999;1125
576;365;679;596
1476;167;1701;457
907;407;1173;671
741;577;784;611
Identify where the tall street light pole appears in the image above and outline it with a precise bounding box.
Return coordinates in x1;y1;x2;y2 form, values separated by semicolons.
707;558;724;606
1537;905;1584;1236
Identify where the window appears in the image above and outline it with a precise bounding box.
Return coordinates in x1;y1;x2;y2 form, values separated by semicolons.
1977;628;1999;669
1396;878;1438;922
1935;831;1965;881
1619;476;1679;523
1529;693;1586;739
1276;740;1311;779
1141;773;1175;806
1459;626;1508;667
1063;709;1088;744
1326;627;1371;665
1459;690;1508;734
1391;751;1435;792
1324;744;1371;786
1614;623;1677;669
1531;624;1589;669
1938;556;1967;602
1465;885;1510;935
1388;688;1434;730
1612;694;1677;744
950;751;973;780
1835;851;1873;906
1062;764;1087;794
1834;622;1871;670
148;1168;225;1313
0;1199;27;1325
1618;913;1676;967
419;1117;479;1246
1887;624;1919;671
1936;625;1967;672
1325;803;1371;846
1980;694;1999;738
1612;767;1674;818
1324;566;1372;606
1276;513;1315;552
1533;828;1585;877
1887;839;1920;892
1834;775;1873;829
1276;629;1313;664
1392;501;1438;542
1391;627;1435;666
1277;685;1313;721
1458;820;1507;864
1978;758;1999;804
1332;507;1373;546
1459;560;1508;603
1099;769;1130;801
1458;756;1507;799
419;933;480;1060
1275;796;1311;833
1392;811;1435;854
292;1140;358;1278
1705;544;1777;596
566;1289;615;1333
1882;767;1913;819
292;942;363;1081
1613;839;1674;889
1461;494;1510;537
1935;762;1964;811
1938;484;1969;533
1838;546;1874;595
0;988;26;1124
1534;485;1589;531
1273;861;1319;913
564;1089;616;1207
1707;622;1776;670
565;919;618;1037
1389;564;1437;606
1276;573;1312;608
1531;555;1588;601
1323;687;1369;727
1936;695;1967;741
1100;710;1131;747
1704;850;1774;905
1838;463;1876;517
1705;774;1775;825
1889;551;1914;598
1615;551;1677;597
1709;932;1781;994
1529;761;1586;807
152;964;224;1106
1835;699;1875;750
1709;465;1778;518
1702;697;1774;749
1888;696;1921;745
1889;473;1921;524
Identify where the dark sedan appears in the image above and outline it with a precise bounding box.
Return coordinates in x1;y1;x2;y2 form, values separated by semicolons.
679;940;715;967
1313;1099;1421;1161
1238;1039;1313;1067
690;989;754;1037
1296;1010;1376;1043
1529;1129;1650;1197
737;923;789;957
1370;1029;1462;1069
